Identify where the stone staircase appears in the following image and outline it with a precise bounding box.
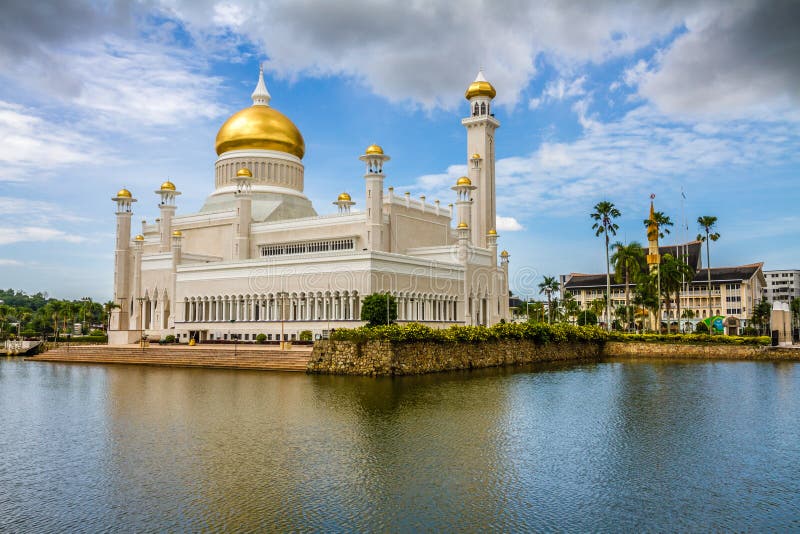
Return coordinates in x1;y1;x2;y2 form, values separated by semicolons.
28;345;313;372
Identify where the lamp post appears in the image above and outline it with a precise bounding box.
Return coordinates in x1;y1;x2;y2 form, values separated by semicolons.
136;297;146;350
280;292;286;350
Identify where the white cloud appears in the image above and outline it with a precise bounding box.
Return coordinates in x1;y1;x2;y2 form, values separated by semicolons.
0;259;24;266
0;226;87;246
159;0;694;109
0;102;102;180
496;216;524;231
637;1;800;121
412;103;800;221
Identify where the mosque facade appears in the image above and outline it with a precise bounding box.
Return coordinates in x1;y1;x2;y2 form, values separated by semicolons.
109;69;510;344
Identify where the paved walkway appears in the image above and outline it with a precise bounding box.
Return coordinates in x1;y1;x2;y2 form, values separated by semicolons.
27;343;313;372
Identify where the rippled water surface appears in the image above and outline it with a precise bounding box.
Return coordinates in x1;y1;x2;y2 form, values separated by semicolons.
1;357;799;531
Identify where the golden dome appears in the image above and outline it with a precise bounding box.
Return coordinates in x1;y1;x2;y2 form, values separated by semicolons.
465;71;497;100
134;234;144;241
488;229;497;235
116;188;132;198
215;106;305;159
160;180;176;191
236;167;253;178
172;230;182;237
471;153;481;160
457;221;469;229
456;176;472;186
500;250;509;257
337;192;352;202
365;144;384;155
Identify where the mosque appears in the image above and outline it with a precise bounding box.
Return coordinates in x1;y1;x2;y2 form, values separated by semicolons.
109;68;510;344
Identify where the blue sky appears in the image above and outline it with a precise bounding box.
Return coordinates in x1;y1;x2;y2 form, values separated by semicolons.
0;0;798;301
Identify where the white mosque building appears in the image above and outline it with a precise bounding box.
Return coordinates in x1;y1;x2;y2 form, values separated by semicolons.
109;68;510;344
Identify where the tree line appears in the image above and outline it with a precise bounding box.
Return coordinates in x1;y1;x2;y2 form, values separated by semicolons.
0;289;118;339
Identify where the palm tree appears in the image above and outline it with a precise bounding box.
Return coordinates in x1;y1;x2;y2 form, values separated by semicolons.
562;292;580;325
590;297;606;318
591;201;621;331
660;253;695;333
681;309;695;333
633;273;659;331
611;241;645;330
697;216;720;327
538;276;560;324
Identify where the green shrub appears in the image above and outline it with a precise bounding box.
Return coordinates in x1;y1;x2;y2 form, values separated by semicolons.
329;322;608;345
256;333;267;344
299;330;313;342
695;322;709;334
164;335;176;343
360;294;398;326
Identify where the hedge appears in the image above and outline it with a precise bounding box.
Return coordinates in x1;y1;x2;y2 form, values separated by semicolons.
328;323;772;347
608;332;770;346
329;322;608;344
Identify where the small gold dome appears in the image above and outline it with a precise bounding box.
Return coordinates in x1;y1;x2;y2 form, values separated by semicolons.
365;144;384;155
215;106;305;159
456;176;472;186
172;230;182;237
488;229;497;235
337;192;352;201
465;73;497;100
500;250;509;257
116;188;132;198
457;221;469;229
160;180;176;191
472;153;481;160
134;234;144;241
236;168;253;178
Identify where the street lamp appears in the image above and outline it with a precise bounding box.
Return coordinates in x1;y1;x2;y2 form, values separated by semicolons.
136;297;146;350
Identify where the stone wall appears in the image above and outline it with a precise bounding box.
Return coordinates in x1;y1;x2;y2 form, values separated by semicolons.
309;340;799;375
603;341;799;361
308;339;602;376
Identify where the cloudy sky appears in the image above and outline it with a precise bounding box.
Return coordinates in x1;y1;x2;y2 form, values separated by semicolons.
0;0;798;300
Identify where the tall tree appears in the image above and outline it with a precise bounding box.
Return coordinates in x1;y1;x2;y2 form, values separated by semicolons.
660;253;695;333
538;276;560;324
562;292;580;325
591;201;621;331
697;216;721;326
611;241;645;330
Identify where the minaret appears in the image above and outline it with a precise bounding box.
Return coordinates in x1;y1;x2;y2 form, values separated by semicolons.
646;194;660;273
462;70;499;248
111;188;137;331
155;180;181;253
333;192;355;214
451;176;476;232
233;168;253;260
171;230;182;327
132;234;144;331
359;144;390;251
457;222;472;324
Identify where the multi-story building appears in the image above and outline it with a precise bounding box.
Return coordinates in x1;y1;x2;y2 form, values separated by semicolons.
763;270;800;303
560;199;766;334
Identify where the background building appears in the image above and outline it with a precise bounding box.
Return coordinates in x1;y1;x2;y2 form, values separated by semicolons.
763;270;800;303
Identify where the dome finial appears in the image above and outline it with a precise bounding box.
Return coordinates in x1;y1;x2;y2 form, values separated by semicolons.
252;63;271;106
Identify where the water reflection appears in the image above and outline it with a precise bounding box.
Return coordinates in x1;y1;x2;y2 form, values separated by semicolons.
1;359;798;531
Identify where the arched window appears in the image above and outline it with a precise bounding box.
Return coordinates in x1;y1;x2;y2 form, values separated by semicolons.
473;103;479;116
480;102;486;115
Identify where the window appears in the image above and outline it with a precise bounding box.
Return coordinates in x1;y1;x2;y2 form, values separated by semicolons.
259;238;355;257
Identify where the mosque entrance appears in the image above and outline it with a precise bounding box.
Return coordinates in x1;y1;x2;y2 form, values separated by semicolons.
188;330;208;343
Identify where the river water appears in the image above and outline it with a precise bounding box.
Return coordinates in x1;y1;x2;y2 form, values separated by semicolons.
1;357;798;531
